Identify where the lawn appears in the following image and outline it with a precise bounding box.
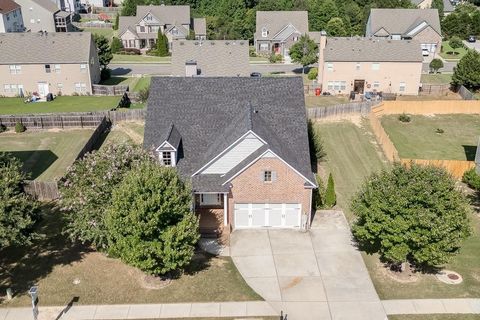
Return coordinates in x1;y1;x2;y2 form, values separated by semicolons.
81;27;114;40
100;76;135;86
389;315;480;320
249;56;269;64
132;76;152;92
421;74;453;84
305;95;349;108
0;207;261;307
0;96;120;115
315;119;387;220
381;114;480;160
111;54;171;64
101;121;145;147
439;41;468;60
0;129;94;181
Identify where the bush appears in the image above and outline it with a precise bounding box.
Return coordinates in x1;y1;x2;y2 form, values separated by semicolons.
249;46;257;57
325;173;336;208
269;53;282;63
146;48;158;56
106;162;199;276
436;128;444;134
307;120;327;165
15;122;25;133
352;163;471;270
313;174;325;209
307;67;318;80
118;48;141;55
100;68;111;81
138;87;150;103
0;124;6;133
398;113;411;123
111;37;123;54
463;168;480;190
429;58;444;73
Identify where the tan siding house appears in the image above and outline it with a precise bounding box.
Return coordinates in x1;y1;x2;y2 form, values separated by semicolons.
318;35;423;96
0;32;100;97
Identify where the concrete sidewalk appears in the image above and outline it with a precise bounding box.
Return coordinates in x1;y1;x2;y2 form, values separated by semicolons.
0;301;277;320
383;298;480;315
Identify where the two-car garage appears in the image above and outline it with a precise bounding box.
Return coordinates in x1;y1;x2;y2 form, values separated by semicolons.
234;203;302;228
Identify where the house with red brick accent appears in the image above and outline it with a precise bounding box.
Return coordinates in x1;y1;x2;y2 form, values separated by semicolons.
144;77;316;242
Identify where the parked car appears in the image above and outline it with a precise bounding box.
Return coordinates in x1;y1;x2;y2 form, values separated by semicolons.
468;35;476;43
250;72;262;78
422;49;430;56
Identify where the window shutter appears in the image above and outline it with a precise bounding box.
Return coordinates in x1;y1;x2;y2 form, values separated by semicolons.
272;171;277;182
260;171;265;181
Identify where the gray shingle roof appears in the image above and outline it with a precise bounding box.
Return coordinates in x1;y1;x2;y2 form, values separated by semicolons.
443;0;454;13
118;16;139;36
0;32;94;64
410;0;424;5
144;77;315;192
171;40;249;77
255;11;308;41
30;0;59;13
368;9;441;37
324;37;423;62
136;5;190;25
193;18;206;35
0;0;20;14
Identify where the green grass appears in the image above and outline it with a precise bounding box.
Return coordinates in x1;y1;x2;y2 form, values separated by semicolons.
0;129;94;181
81;27;114;40
249;56;269;64
100;76;135;86
132;76;152;92
0;96;120;115
440;41;468;60
0;208;261;307
389;315;480;320
101;121;144;148
305;95;349;107
381;114;480;160
421;73;453;84
316;120;387;219
111;54;171;64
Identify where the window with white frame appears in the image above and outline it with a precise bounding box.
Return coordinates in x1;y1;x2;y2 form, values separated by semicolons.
80;64;87;72
260;43;268;51
74;82;86;93
200;193;222;206
261;27;268;37
9;65;21;74
57;83;63;91
4;84;23;94
327;63;333;72
327;81;347;91
54;64;61;73
371;63;380;71
373;81;380;89
399;82;406;92
139;26;145;32
264;170;272;182
161;151;172;166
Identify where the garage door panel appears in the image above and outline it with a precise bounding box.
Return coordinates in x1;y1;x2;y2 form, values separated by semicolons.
234;204;249;227
251;204;266;226
285;204;301;227
268;204;283;227
234;203;301;229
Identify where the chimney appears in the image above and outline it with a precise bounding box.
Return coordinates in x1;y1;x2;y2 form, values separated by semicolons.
317;30;327;86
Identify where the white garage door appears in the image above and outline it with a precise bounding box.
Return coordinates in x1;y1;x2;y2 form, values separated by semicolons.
234;203;301;228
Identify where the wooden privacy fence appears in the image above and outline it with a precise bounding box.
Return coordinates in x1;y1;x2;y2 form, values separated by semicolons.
92;84;128;96
368;112;399;162
24;181;59;201
0;109;145;129
401;159;475;179
307;101;379;119
375;100;480;115
75;117;111;160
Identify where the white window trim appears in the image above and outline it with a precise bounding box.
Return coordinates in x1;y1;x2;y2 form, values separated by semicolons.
200;193;222;206
372;63;380;71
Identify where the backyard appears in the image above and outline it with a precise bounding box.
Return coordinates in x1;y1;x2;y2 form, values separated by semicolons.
305;95;349;108
101;121;145;147
439;41;468;60
80;27;114;40
111;54;171;64
420;74;453;84
389;315;480;320
0;129;94;181
0;96;120;115
381;114;480;160
0;208;261;307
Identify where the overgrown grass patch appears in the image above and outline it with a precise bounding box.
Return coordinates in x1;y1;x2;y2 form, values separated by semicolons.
305;95;349;108
421;73;453;84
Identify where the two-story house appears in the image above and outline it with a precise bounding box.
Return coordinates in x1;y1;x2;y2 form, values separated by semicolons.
254;11;308;61
366;8;442;55
15;0;72;32
411;0;432;9
317;34;423;96
119;5;206;52
0;0;24;32
0;32;100;97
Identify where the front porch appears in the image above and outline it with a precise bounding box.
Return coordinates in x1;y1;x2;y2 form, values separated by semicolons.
194;193;230;243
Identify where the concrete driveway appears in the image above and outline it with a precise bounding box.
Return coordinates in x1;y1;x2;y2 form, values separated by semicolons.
230;211;387;320
463;40;480;53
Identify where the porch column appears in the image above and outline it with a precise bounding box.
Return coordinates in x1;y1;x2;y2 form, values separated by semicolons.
223;193;228;226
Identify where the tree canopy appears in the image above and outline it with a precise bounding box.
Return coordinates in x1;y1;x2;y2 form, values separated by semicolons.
452;49;480;89
93;34;113;70
289;34;318;73
352;163;471;270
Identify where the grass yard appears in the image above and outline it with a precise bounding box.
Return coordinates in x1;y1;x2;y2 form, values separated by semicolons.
0;207;261;307
381;114;480;160
111;54;171;64
249;56;269;63
305;95;349;108
396;93;462;101
132;76;152;92
0;96;120;115
101;121;145;147
421;73;453;84
389;315;480;320
440;41;469;60
100;76;135;86
81;27;114;40
315;119;387;220
0;129;93;181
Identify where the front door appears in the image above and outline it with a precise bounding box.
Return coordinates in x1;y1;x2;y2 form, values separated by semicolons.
37;82;49;97
353;80;365;94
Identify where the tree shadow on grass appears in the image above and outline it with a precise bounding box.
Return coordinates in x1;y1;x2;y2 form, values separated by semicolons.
463;145;477;161
0;204;91;304
5;150;58;180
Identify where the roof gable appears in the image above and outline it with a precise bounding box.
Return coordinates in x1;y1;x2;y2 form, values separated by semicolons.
367;9;441;37
255;11;308;40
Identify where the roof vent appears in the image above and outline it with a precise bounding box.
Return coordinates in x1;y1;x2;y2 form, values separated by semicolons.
240;41;244;45
225;41;230;45
179;41;184;45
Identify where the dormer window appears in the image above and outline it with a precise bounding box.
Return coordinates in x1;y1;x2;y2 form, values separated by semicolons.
161;151;172;166
261;27;268;37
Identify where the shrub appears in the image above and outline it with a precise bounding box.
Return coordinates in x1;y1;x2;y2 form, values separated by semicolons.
138;87;150;103
308;67;318;80
352;163;471;270
110;37;123;54
307;120;327;165
448;36;463;54
429;58;444;73
15;122;25;133
118;48;141;55
313;174;325;209
146;48;158;56
269;53;282;63
398;113;411;123
100;68;111;81
0;124;6;133
463;168;480;190
436;128;444;134
249;46;257;57
106;162;199;276
325;173;336;208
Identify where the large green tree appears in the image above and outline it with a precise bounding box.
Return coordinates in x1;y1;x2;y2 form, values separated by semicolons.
156;31;169;56
0;153;39;248
452;50;480;89
309;0;339;31
326;17;348;36
289;34;318;74
352;163;471;270
58;144;154;249
93;34;113;70
106;162;199;276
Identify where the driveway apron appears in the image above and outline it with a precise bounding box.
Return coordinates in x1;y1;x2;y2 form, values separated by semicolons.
230;210;387;320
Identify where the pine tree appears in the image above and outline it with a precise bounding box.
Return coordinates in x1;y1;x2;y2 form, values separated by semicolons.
452;50;480;89
325;173;336;208
156;31;169;57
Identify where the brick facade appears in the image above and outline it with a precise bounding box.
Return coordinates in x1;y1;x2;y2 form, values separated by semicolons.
414;26;442;54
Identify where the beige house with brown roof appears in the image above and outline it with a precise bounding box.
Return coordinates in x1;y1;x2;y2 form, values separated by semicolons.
317;34;423;96
0;32;100;97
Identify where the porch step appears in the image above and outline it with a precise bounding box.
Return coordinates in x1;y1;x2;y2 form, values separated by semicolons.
199;228;221;238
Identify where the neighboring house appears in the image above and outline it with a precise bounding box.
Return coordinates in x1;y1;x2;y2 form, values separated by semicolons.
443;0;455;15
171;40;249;77
0;0;24;32
411;0;432;8
144;77;316;241
0;32;100;97
254;10;308;61
193;17;206;40
118;5;205;52
317;34;423;96
15;0;72;32
366;8;442;54
53;0;81;13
